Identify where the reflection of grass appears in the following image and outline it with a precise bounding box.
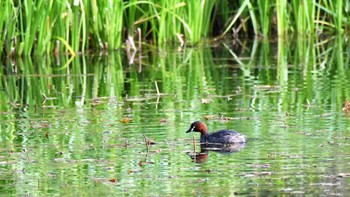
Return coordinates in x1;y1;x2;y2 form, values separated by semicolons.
1;41;350;197
0;37;349;115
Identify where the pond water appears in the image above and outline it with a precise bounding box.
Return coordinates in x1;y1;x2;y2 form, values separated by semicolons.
1;37;350;196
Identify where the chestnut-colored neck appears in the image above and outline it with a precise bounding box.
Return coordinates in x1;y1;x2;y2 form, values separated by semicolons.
196;122;208;135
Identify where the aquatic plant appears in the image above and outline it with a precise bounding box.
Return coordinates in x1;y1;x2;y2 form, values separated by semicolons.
0;0;349;57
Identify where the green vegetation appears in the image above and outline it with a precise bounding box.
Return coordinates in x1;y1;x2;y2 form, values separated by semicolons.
0;36;349;112
0;0;349;57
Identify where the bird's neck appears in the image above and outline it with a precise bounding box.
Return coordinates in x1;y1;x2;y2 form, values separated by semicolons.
200;132;209;143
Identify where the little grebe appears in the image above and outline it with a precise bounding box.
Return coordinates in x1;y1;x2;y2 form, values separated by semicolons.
186;121;246;144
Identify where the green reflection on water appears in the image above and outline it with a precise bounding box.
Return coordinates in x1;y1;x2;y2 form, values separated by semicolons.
1;37;350;196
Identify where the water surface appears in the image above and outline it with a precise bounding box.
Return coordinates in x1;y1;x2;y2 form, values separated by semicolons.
1;38;350;196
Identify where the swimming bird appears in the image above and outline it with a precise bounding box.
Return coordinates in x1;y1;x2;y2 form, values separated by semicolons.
186;121;246;144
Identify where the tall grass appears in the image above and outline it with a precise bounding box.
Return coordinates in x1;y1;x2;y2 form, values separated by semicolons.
186;0;216;42
221;0;349;37
0;0;17;57
0;0;349;57
256;0;273;36
275;0;288;36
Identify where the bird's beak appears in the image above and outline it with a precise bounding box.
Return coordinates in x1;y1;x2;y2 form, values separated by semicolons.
186;127;194;133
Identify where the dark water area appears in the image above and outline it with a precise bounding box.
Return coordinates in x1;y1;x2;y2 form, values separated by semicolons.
1;37;350;196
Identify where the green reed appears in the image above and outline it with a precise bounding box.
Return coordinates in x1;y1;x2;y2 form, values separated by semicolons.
256;0;273;36
0;0;15;57
158;1;185;43
275;0;288;36
290;0;315;35
318;0;347;33
1;1;350;57
186;0;216;42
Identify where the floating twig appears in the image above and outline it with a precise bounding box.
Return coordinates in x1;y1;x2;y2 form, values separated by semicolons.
155;96;159;110
155;81;160;96
306;99;311;107
193;135;196;163
193;135;196;154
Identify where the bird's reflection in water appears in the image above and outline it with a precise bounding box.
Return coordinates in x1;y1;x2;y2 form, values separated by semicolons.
187;143;245;163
